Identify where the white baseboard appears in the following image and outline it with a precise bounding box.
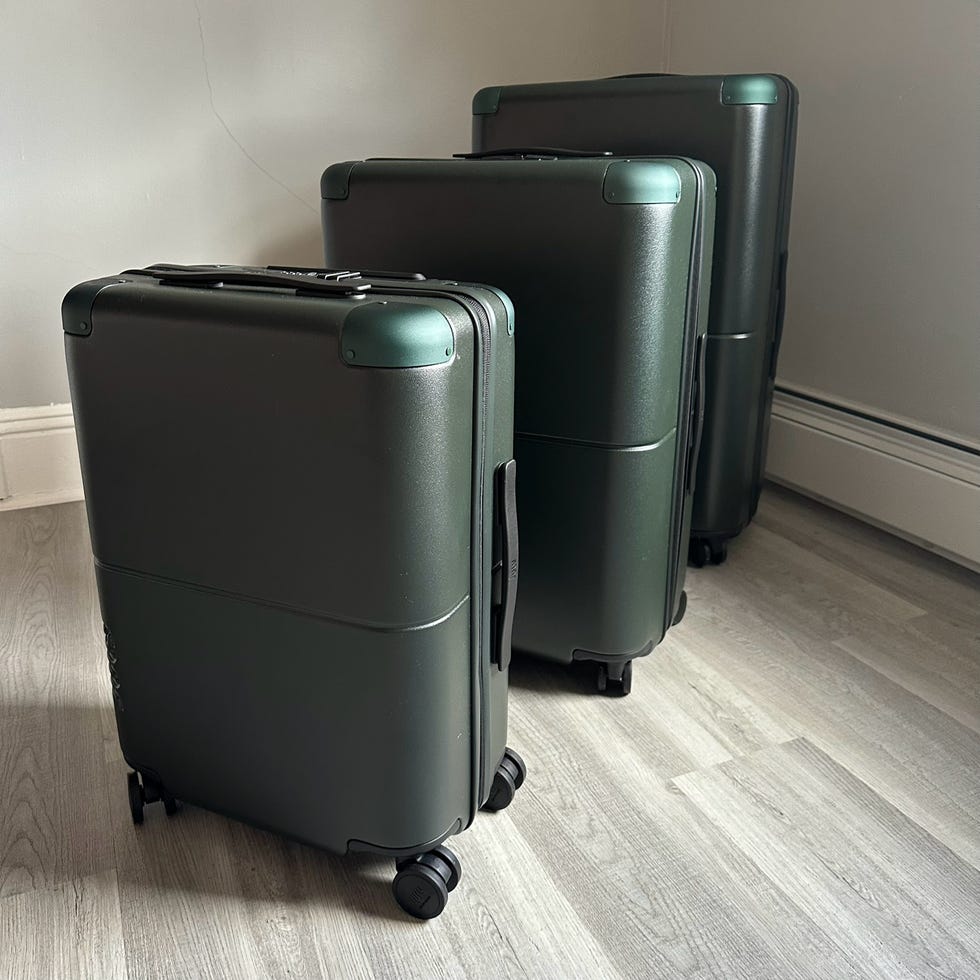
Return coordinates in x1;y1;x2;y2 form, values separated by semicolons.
767;391;980;572
0;405;83;512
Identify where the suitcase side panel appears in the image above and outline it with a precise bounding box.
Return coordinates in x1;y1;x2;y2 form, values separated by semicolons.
668;158;717;622
455;286;515;807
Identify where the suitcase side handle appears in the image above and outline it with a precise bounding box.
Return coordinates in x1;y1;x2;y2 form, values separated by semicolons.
769;250;789;379
123;266;371;297
491;459;519;672
454;147;613;160
686;334;707;493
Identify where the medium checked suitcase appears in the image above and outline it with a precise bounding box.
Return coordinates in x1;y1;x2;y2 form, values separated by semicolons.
322;152;714;694
473;73;798;565
64;263;522;919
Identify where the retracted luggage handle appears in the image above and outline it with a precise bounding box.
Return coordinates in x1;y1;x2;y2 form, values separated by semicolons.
491;459;519;672
454;148;613;160
686;334;707;493
123;265;372;297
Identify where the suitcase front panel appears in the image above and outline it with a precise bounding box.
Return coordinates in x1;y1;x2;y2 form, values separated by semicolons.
66;270;514;854
99;564;474;853
67;282;474;630
511;432;676;662
322;157;710;666
324;159;696;450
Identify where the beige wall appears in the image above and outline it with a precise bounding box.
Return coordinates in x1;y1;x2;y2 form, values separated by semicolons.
664;0;980;446
0;0;664;408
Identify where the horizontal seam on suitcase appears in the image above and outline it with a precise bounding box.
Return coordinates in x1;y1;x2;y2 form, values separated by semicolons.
514;427;676;452
93;559;470;634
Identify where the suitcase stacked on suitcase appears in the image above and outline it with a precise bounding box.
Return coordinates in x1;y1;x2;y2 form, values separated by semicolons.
65;71;796;920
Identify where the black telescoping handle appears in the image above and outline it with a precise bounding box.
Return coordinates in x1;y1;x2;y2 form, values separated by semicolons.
686;334;707;493
454;147;613;160
492;459;519;672
123;265;371;297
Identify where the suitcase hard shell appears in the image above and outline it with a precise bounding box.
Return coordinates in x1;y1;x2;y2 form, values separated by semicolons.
473;74;798;565
64;264;520;919
321;154;714;694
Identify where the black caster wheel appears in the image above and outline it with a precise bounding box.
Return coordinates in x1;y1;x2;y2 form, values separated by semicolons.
672;589;688;627
127;771;179;823
689;538;711;568
597;659;632;697
127;771;144;825
396;845;461;892
482;747;527;812
392;845;461;919
709;540;728;565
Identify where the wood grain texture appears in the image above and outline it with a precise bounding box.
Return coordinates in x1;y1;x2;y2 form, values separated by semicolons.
756;483;980;633
673;739;980;980
0;870;126;980
1;487;978;978
0;506;114;900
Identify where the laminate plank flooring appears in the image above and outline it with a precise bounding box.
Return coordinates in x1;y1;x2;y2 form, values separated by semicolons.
673;739;980;979
0;870;126;980
1;488;978;978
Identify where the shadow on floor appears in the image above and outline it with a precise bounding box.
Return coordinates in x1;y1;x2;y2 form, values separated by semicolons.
506;652;619;699
0;701;427;925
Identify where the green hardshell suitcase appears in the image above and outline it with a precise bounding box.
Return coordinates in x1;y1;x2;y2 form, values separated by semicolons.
322;152;714;694
473;74;798;565
64;264;522;920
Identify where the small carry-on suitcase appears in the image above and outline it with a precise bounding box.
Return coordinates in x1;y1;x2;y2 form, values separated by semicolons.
322;152;714;694
64;263;522;919
473;74;798;565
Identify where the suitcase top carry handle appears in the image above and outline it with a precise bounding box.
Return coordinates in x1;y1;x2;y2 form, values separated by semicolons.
454;147;613;161
267;264;428;282
124;265;372;297
608;73;673;79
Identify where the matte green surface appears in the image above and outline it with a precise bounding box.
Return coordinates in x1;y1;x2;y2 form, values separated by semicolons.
322;156;713;662
511;431;677;662
472;86;501;115
100;564;472;852
61;277;129;335
66;269;515;854
321;161;357;200
474;72;797;544
721;74;781;105
341;301;454;367
602;160;681;204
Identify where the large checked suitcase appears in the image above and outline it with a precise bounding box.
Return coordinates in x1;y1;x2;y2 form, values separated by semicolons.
473;74;798;565
63;263;522;920
322;152;714;695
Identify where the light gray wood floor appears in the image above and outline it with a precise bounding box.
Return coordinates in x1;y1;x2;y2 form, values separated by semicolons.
1;485;978;979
